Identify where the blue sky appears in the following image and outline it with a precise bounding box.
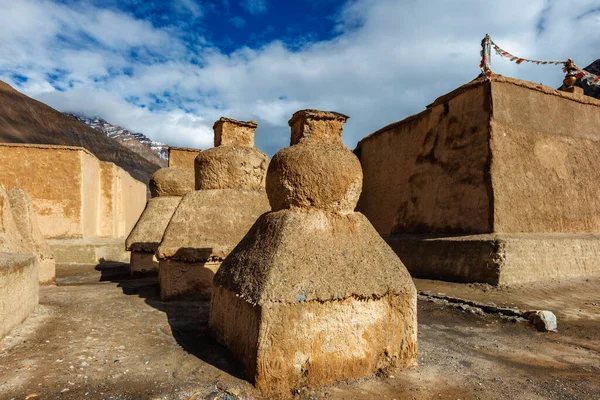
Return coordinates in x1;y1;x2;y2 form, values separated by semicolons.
0;0;599;155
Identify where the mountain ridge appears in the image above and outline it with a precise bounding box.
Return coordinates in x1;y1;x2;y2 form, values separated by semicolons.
65;114;168;168
0;80;159;184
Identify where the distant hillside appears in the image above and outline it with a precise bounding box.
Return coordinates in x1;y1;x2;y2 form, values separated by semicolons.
65;114;168;168
0;81;159;184
577;59;600;100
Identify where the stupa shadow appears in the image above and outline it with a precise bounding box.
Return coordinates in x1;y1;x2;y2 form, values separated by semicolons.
106;259;244;379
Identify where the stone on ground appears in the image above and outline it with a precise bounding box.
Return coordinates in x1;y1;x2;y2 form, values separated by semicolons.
528;310;558;332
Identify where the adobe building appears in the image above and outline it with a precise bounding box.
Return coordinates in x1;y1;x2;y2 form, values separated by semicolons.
0;143;147;265
125;167;194;276
209;110;418;398
355;75;600;285
0;185;39;340
168;146;201;169
156;117;270;300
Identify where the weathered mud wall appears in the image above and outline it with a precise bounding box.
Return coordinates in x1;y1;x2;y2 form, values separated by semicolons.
489;79;600;233
114;165;147;238
8;187;55;284
0;143;146;239
0;144;84;238
81;151;101;239
356;83;493;235
357;76;600;236
168;147;200;169
0;253;38;340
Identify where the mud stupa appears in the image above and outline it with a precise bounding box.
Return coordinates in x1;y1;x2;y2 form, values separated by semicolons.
209;110;418;397
8;187;55;284
156;117;270;300
125;167;194;276
0;185;39;340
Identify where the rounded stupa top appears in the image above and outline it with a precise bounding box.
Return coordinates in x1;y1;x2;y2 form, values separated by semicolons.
149;168;195;198
195;117;269;191
267;109;362;213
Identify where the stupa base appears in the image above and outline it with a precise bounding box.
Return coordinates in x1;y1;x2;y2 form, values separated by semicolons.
129;251;159;277
209;286;417;398
387;233;600;285
159;259;221;300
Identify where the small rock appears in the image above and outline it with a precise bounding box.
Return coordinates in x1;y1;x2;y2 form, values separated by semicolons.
528;310;557;332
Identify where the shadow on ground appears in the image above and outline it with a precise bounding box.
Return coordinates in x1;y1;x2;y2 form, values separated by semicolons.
93;262;246;380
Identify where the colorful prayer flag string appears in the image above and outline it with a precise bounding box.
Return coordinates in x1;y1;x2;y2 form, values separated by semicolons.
479;34;600;87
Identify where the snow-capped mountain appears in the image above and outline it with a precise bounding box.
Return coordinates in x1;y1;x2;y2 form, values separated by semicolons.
65;113;168;167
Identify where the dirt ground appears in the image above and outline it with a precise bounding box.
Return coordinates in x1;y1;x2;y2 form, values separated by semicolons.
1;264;599;400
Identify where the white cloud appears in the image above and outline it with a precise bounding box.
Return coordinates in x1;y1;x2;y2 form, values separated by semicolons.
0;0;599;156
240;0;267;15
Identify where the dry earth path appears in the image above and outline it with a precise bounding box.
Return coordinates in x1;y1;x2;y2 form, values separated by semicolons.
1;264;599;399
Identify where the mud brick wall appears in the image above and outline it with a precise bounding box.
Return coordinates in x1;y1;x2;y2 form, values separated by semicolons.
356;76;600;235
0;143;146;239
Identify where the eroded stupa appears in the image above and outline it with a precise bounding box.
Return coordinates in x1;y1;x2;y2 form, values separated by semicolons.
209;110;418;397
8;187;55;284
125;167;194;276
0;185;40;340
156;117;270;300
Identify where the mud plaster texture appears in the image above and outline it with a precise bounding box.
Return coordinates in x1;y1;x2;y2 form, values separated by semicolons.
48;238;130;265
2;270;600;400
129;251;159;277
0;186;27;254
157;117;270;300
126;197;183;253
195;147;269;191
168;147;201;169
157;189;270;300
129;167;193;275
0;185;40;340
7;187;55;284
356;76;600;284
157;190;270;262
159;259;221;300
149;168;195;198
0;253;38;340
389;233;600;285
0;144;146;242
211;110;417;398
213;117;258;147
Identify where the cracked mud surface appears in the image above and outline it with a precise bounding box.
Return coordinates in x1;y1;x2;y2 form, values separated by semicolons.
1;265;599;399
